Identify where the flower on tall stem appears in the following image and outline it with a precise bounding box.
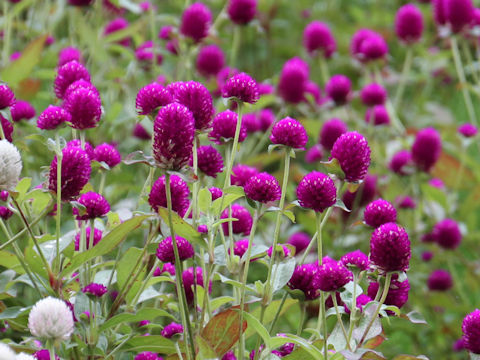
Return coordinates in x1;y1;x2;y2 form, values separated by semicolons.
28;297;74;341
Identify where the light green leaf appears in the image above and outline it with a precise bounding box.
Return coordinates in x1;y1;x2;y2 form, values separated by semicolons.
100;308;174;331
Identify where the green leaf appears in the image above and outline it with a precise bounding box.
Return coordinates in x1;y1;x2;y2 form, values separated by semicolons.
14;178;32;203
283;339;324;360
197;336;218;359
124;335;176;354
198;187;213;214
320;158;345;180
0;306;30;320
157;208;204;248
117;247;143;291
100;308;174;331
210;296;235;311
27;189;52;215
271;258;296;293
212;194;245;216
276;334;325;359
241;311;272;348
334;198;351;213
0;251;23;273
246;298;298;338
400;311;427;325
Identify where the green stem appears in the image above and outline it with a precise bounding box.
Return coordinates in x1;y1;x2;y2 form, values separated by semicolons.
47;340;56;360
332;293;351;350
462;40;479;83
55;133;62;273
447;256;470;306
296;302;306;336
98;171;107;195
451;36;477;126
319;56;330;86
2;2;12;66
321;292;328;360
191;135;199;227
223;103;243;189
269;291;288;334
394;46;413;109
346;273;359;344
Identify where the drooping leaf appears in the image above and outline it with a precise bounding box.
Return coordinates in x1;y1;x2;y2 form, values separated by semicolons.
123;335;176;354
100;308;174;331
157;208;204;248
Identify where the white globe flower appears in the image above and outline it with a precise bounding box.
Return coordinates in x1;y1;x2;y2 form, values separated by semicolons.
28;297;74;341
0;342;16;360
0;140;22;191
15;354;35;360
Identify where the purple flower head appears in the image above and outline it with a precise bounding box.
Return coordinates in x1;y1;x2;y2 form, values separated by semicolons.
58;47;82;67
287;232;310;253
161;322;184;338
445;0;474;33
422;251;434;262
231;164;259;186
156;236;194;263
74;227;102;251
159;26;174;40
429;177;445;189
222;351;237;360
368;276;410;309
190;145;223;178
182;266;211;303
54;61;91;99
64;86;102;129
433;0;447;26
180;2;212;43
453;338;465;352
222;72;259;104
317;261;353;292
230;238;250;257
82;283;108;297
242;112;260;133
364;199;397;228
9;51;20;62
412;127;442;172
0;206;13;220
221;204;252;236
428;269;453;291
136;83;173;115
227;0;257;25
68;0;94;6
11;100;35;122
34;350;60;360
396;195;417;209
48;146;91;201
303;21;336;58
304;81;323;105
244;172;281;203
154;262;175;277
196;45;225;77
153;103;195;170
340;250;369;271
37;105;70;130
135;41;163;65
360;33;388;61
64;79;99;100
360;83;387;106
197;224;208;233
209;187;223;201
73;192;110;220
133;123;151;140
0;190;8;202
326;74;352;105
319;118;348;150
135;352;161;360
462;309;480;354
149;175;190;217
209;110;247;144
104;18;130;46
168;81;215;130
297;171;336;212
0;84;15;110
331;131;371;182
433;218;462;249
342;174;377;211
389;150;412;175
370;222;411;273
365;105;390;126
346;294;372;314
288;263;320;300
305;144;324;163
458;123;478;137
278;57;309;104
66;139;95;160
258;83;274;96
350;28;377;59
395;4;424;43
270;117;308;149
94;143;121;168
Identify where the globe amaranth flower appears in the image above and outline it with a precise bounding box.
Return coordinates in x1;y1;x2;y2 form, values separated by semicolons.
304;81;323;105
326;74;352;105
458;123;478;137
37;105;71;130
453;338;465;352
364;199;397;228
182;266;212;303
389;149;412;175
360;33;388;61
231;164;259;186
180;2;212;43
161;322;184;338
136;83;173;115
340;250;369;271
222;72;259;104
0;84;15;109
67;139;95;160
445;0;474;33
58;46;82;67
63;79;99;100
270;117;308;149
63;86;102;130
429;177;445;189
287;232;310;253
370;222;411;273
303;21;336;58
267;244;291;258
305;144;324;163
344;294;372;314
54;60;91;99
216;67;239;94
360;83;387;106
228;238;250;258
242;112;260;133
367;276;410;309
82;283;108;297
297;171;336;213
0;206;13;220
278;57;309;104
28;297;74;341
222;351;236;360
209;187;223;201
221;204;253;236
411;127;442;172
135;352;162;360
433;0;447;26
48;146;91;200
10;100;35;122
133;123;151;140
149;175;190;217
196;44;225;77
462;309;480;354
0;115;13;142
103;17;131;46
156;236;194;263
317;260;353;292
395;4;424;43
154;262;176;277
227;0;257;25
34;349;60;360
350;28;377;60
168;81;215;130
433;218;462;249
94;143;121;168
135;41;163;65
244;172;281;203
421;251;434;262
0;140;22;191
288;263;320;300
319;118;348;150
73;192;110;220
74;227;103;251
331;131;371;183
189;145;223;178
427;269;453;291
365;105;390;126
342;174;377;211
396;195;417;209
153;103;195;170
209;110;247;144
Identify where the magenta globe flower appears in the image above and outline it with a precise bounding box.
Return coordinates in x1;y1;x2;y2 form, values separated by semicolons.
191;145;223;178
209;110;247;144
74;227;102;251
458;123;478;137
433;0;447;26
370;222;411;273
411;127;442;172
103;17;131;46
364;199;397;228
389;149;412;175
222;72;259;104
67;139;95;160
287;232;310;253
133;123;151;140
73;192;110;220
231;238;250;257
209;187;223;201
0;84;15;109
270;117;308;149
182;266;211;303
360;83;387;106
153;103;195;170
427;269;453;291
340;250;369;271
58;47;82;67
462;309;480;354
135;352;161;360
365;105;390;126
317;261;353;292
360;33;388;61
161;322;184;338
305;144;324;163
342;174;377;210
433;218;462;249
10;100;35;122
326;74;352;105
180;2;212;43
156;236;194;263
227;0;257;25
135;83;173;115
319;118;348;150
54;61;91;99
244;172;281;203
242;112;260;133
231;164;259;186
196;45;225;77
296;171;336;212
37;105;71;130
367;276;410;309
221;204;252;236
445;0;474;33
63;86;102;129
82;283;108;297
94;143;121;168
303;21;336;58
149;175;190;217
395;4;424;43
278;57;309;104
350;28;376;60
288;263;320;300
331;131;371;182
